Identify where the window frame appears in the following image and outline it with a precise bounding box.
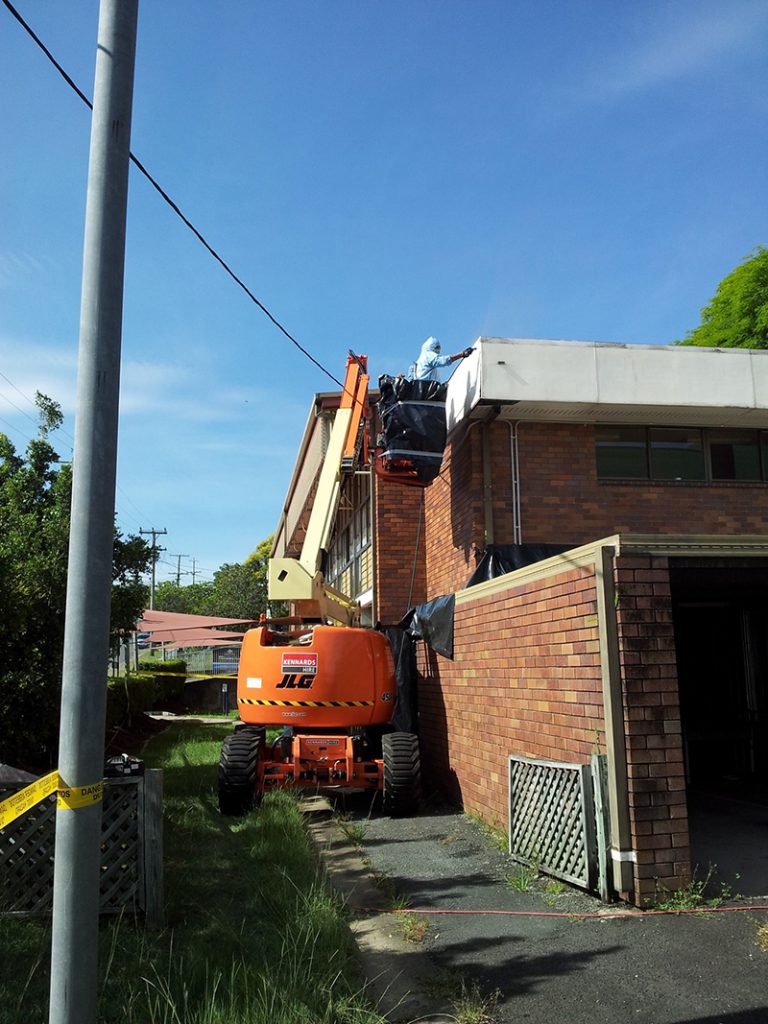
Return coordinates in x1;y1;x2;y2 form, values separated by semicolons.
595;425;768;484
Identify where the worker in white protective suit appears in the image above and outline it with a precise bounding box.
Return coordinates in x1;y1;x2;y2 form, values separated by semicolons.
410;336;474;382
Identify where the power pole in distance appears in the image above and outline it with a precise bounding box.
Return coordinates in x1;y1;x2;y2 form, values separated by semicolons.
140;527;167;609
48;4;139;1024
171;553;189;586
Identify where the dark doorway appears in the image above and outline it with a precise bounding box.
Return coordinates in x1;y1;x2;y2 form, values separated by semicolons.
670;560;768;895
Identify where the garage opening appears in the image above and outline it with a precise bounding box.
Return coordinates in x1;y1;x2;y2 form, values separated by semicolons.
670;558;768;896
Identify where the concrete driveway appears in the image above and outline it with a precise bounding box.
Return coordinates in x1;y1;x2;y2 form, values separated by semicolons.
314;796;768;1024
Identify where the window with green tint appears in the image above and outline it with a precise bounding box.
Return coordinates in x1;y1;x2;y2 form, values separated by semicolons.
709;429;761;480
649;427;705;480
595;426;648;478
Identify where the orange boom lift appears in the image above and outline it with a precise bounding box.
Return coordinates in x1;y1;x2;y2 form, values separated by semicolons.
218;353;425;817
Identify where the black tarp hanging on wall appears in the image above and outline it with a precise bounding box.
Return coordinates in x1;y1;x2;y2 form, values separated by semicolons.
465;543;573;588
377;375;448;484
380;625;418;734
392;547;575;665
400;593;455;660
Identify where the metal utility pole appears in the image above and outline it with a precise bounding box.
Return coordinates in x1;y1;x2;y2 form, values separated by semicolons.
49;3;138;1024
141;526;167;608
171;553;189;586
191;557;198;584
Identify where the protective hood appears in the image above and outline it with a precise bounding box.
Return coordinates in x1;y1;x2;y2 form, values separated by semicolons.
420;336;441;356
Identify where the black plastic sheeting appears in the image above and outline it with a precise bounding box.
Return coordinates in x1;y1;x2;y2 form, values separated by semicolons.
391;546;574;673
465;543;573;588
399;594;455;660
380;625;418;734
377;375;448;484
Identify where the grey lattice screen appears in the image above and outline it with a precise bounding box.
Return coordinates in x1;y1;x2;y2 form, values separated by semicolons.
508;755;597;890
0;772;163;922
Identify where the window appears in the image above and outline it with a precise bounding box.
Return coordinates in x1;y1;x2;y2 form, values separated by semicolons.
595;426;648;479
596;426;768;483
709;429;761;481
649;428;705;481
326;472;372;599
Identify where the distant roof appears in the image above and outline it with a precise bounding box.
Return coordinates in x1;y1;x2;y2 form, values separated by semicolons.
147;628;245;646
137;610;255;632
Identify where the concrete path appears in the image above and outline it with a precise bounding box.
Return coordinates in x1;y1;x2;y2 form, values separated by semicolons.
308;796;768;1024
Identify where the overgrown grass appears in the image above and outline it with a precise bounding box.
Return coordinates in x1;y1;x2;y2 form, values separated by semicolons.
504;861;539;892
653;866;740;912
0;722;385;1024
422;972;499;1024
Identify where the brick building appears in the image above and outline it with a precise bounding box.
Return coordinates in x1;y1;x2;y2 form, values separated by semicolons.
273;338;768;905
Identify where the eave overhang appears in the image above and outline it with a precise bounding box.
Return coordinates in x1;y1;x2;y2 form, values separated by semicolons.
447;339;768;430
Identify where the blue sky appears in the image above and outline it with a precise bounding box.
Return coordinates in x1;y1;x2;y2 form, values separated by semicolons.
2;0;767;582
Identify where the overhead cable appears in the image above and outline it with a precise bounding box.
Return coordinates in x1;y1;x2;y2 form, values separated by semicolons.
2;0;345;390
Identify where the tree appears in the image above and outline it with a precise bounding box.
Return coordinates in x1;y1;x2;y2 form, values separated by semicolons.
679;246;768;348
154;536;276;621
154;579;215;615
0;395;152;768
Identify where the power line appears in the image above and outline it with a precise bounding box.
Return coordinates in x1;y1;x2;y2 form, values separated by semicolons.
1;0;345;391
0;385;40;427
0;414;34;444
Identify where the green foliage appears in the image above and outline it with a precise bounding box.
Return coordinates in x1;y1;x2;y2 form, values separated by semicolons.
653;865;739;911
504;861;539;892
137;657;187;675
0;395;153;768
153;579;215;615
155;534;276;620
106;674;156;732
105;662;188;731
679;246;768;348
111;532;152;643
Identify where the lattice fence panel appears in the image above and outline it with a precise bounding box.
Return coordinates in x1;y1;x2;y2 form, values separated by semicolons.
1;778;143;916
508;755;597;890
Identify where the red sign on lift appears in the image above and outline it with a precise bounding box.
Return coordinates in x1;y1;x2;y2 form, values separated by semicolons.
281;652;319;675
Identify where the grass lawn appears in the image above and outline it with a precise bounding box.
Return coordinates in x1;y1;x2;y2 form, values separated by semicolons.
0;722;386;1024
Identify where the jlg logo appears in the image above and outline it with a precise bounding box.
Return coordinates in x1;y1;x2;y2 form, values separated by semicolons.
276;673;315;690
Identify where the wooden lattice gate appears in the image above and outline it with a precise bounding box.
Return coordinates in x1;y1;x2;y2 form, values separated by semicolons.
508;755;607;893
0;771;163;924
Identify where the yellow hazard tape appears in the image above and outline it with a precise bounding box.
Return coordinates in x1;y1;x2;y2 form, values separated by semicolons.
57;780;104;810
0;771;105;829
0;771;58;830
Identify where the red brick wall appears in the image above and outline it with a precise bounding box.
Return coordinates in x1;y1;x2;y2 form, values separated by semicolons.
418;562;605;829
517;421;768;541
374;474;426;624
423;423;515;600
614;554;689;903
416;418;768;605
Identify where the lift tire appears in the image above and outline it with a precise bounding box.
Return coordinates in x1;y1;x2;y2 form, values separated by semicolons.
218;727;264;816
382;732;422;817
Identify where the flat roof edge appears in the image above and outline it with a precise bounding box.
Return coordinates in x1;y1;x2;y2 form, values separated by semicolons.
455;534;768;604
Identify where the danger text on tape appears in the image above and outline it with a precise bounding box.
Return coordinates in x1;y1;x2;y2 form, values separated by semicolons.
0;772;106;828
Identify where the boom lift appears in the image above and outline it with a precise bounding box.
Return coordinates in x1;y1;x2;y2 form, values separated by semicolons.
218;353;424;816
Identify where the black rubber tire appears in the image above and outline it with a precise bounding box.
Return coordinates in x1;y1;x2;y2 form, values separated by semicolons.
382;732;422;817
218;727;263;816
